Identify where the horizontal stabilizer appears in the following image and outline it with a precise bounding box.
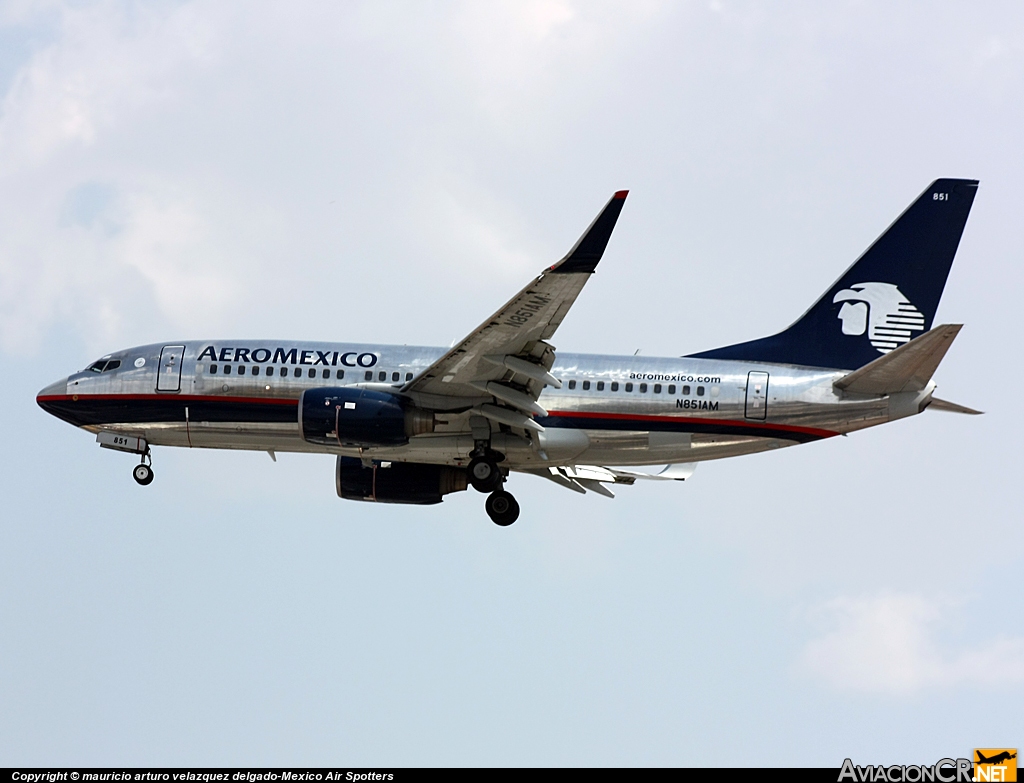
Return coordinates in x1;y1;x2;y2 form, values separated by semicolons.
927;397;983;415
834;324;962;395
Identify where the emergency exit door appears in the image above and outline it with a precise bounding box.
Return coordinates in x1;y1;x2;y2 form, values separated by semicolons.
745;371;769;420
157;345;185;392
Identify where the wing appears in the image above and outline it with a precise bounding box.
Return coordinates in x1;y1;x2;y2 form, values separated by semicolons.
402;191;628;420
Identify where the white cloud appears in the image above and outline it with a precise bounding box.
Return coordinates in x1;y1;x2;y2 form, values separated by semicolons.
0;2;215;173
0;1;668;354
799;594;1024;694
0;2;228;352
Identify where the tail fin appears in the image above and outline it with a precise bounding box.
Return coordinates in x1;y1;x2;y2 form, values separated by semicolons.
689;179;979;370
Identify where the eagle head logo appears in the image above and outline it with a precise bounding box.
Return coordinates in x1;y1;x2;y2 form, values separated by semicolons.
833;282;925;354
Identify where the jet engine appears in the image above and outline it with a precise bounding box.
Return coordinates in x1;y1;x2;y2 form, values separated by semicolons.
299;387;434;447
336;457;468;504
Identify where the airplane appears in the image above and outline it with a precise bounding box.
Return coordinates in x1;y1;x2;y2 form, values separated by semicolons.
976;752;1017;765
37;179;982;526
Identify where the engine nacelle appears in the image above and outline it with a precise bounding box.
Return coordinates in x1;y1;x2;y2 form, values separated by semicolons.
336;457;468;505
299;387;434;447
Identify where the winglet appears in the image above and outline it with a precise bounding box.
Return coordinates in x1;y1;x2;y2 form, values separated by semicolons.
550;190;629;274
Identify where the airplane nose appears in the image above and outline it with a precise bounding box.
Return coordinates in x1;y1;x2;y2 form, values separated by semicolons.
37;377;69;414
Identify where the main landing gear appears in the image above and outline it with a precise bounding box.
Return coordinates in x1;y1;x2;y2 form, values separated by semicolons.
485;490;520;527
468;449;520;526
133;450;154;486
468;455;503;493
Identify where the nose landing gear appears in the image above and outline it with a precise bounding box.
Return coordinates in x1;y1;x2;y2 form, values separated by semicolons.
133;449;154;486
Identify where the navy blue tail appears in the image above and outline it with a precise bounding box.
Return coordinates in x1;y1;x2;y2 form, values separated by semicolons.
688;179;979;370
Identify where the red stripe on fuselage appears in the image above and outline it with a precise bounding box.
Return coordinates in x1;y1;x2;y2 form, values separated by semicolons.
36;395;839;439
36;393;299;406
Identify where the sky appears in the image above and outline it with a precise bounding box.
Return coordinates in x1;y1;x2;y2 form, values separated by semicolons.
1;0;1022;767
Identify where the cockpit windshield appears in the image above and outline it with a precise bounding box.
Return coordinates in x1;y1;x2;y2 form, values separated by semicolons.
85;359;121;373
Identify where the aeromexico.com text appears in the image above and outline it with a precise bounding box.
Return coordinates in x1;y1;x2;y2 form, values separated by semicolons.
629;372;721;384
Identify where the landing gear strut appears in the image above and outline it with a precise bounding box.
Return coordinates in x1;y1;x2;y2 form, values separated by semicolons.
133;449;154;486
467;437;518;525
485;489;520;526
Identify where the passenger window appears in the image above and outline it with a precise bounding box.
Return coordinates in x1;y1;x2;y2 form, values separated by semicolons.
682;385;690;395
596;381;605;391
210;364;218;374
379;371;386;381
406;372;413;381
625;383;633;392
654;384;661;393
582;380;590;390
697;386;705;396
224;365;232;375
668;384;675;395
104;360;121;372
308;368;316;378
238;365;246;375
392;372;400;382
337;369;344;380
568;380;576;390
365;370;373;381
252;366;260;376
611;382;619;392
639;383;647;393
266;366;274;377
294;367;302;378
322;369;330;379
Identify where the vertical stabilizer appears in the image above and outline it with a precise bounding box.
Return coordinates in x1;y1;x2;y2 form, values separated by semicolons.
689;179;978;370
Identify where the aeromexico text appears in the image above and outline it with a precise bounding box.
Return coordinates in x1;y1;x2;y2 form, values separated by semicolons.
197;346;378;368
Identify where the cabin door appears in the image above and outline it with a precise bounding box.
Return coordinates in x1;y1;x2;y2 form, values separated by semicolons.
157;345;186;392
745;371;769;420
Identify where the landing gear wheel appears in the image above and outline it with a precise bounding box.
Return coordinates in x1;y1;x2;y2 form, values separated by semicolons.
485;490;520;526
133;463;154;486
468;457;502;493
